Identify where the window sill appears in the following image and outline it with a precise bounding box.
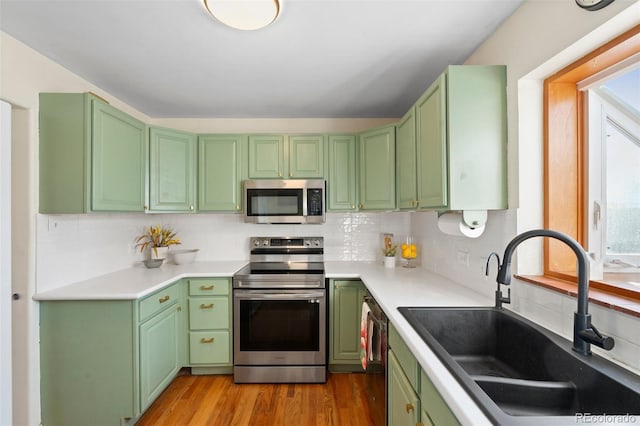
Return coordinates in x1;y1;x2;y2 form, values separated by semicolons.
516;274;640;318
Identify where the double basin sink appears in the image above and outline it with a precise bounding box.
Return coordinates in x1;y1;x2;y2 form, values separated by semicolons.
398;307;640;424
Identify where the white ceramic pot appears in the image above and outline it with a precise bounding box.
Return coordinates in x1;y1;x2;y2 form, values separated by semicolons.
383;256;396;268
150;246;168;260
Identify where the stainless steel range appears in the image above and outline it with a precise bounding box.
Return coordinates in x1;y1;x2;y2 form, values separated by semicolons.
233;237;326;383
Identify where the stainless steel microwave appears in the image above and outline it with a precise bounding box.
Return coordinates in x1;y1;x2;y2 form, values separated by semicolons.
244;179;326;224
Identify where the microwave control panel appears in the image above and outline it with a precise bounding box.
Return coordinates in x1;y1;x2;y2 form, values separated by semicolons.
307;188;324;216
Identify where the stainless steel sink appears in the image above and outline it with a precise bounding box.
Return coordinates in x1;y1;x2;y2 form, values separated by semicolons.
398;307;640;424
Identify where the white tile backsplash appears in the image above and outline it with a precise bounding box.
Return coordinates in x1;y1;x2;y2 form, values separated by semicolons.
410;208;640;374
36;211;410;292
510;278;640;373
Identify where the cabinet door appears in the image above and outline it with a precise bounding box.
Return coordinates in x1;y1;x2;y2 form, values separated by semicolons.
288;135;324;178
396;108;418;209
420;369;460;425
447;65;507;210
329;280;366;365
92;99;147;211
39;93;88;213
388;350;420;426
248;135;285;178
359;125;396;210
140;303;181;410
416;74;448;210
198;135;246;212
327;135;357;211
148;127;196;212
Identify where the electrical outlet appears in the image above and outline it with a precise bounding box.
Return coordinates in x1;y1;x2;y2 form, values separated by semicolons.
48;217;60;233
456;250;470;267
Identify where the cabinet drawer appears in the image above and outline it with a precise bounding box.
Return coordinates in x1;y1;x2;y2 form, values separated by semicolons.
188;297;229;330
139;284;179;323
389;323;419;391
188;278;230;296
189;331;230;365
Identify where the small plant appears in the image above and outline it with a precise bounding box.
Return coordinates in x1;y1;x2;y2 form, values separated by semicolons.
382;234;397;257
135;225;181;256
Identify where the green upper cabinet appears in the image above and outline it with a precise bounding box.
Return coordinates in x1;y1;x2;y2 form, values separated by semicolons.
359;125;396;210
416;74;448;209
396;108;418;210
40;93;147;213
148;127;196;212
198;134;246;212
248;134;325;179
248;134;286;178
327;135;358;211
288;135;325;178
416;65;508;211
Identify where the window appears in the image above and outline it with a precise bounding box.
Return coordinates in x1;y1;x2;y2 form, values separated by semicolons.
543;25;640;299
586;70;640;282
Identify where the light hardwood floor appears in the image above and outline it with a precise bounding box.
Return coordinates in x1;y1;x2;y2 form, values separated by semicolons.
136;372;376;425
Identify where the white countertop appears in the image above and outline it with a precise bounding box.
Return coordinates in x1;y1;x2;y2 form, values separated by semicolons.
327;261;494;425
33;261;248;300
34;259;494;424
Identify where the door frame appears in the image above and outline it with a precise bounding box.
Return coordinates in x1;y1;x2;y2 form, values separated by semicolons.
0;99;13;425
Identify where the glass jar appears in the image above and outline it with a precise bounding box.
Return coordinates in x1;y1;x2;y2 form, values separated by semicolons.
400;236;417;268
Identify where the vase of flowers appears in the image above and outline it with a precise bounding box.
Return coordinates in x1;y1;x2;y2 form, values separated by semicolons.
382;234;397;268
135;225;181;259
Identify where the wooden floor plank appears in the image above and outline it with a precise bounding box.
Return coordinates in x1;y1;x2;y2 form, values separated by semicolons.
136;372;376;426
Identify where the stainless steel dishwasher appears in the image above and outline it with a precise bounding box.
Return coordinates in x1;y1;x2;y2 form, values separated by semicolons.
364;290;387;426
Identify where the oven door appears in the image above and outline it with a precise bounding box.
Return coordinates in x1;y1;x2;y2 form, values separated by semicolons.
233;289;326;365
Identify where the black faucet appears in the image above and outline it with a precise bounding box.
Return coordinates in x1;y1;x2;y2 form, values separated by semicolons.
485;252;510;308
494;229;614;356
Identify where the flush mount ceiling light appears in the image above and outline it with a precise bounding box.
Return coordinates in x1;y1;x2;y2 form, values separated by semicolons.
204;0;281;31
575;0;616;11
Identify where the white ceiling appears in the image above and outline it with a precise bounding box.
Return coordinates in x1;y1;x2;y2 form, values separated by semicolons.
0;0;523;118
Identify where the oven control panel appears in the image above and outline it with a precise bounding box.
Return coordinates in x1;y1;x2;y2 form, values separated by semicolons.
250;237;323;250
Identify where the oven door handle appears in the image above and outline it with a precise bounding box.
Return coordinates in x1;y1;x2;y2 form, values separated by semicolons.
235;291;325;300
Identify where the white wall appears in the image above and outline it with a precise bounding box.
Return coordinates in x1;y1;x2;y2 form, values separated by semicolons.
410;0;640;372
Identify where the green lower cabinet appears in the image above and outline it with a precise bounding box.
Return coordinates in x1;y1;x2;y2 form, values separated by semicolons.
388;349;421;426
139;302;182;411
387;324;461;426
186;278;232;370
329;279;366;371
38;280;194;425
40;300;139;426
420;369;460;426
